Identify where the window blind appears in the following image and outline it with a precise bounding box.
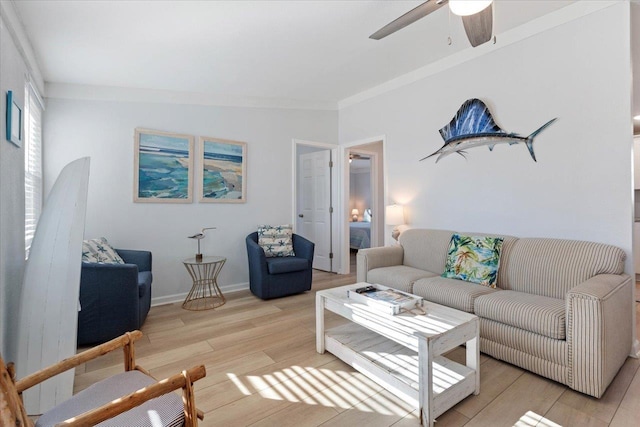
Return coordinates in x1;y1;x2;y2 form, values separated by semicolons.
24;82;44;258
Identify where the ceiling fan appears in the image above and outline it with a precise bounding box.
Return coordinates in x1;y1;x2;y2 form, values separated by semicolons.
349;153;370;163
370;0;494;47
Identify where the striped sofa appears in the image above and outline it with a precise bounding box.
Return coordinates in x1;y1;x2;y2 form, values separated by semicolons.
357;228;633;398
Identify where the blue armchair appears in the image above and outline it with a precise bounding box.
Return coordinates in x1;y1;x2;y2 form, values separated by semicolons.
77;249;152;346
246;232;314;299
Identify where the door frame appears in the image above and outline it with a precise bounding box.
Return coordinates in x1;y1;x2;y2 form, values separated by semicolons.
292;139;340;273
348;149;380;247
340;135;387;275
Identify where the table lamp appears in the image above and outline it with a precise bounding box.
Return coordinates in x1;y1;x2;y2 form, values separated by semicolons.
351;209;359;222
385;204;405;241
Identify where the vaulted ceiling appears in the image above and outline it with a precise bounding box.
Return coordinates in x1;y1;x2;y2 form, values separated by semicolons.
14;1;581;108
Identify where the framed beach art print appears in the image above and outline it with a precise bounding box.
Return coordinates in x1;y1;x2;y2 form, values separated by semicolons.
134;128;194;203
6;90;22;147
198;136;247;203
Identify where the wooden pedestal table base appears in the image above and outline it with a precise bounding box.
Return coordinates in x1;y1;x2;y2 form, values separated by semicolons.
182;256;226;311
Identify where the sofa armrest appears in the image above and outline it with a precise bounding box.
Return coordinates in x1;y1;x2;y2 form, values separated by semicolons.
356;246;404;283
246;235;269;275
78;263;141;344
116;249;152;272
566;273;633;397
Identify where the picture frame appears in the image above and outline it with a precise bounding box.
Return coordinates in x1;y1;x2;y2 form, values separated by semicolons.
133;128;194;203
198;136;247;203
6;91;22;147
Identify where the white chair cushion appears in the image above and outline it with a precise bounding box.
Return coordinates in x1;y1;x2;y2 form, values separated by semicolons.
35;370;184;427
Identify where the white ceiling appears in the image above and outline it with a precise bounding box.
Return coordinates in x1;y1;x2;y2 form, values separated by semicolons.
13;0;579;107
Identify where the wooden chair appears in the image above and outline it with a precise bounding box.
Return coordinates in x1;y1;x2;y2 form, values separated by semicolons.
0;330;205;427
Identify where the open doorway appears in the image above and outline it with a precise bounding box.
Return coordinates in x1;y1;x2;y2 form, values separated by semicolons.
292;139;340;273
342;138;385;275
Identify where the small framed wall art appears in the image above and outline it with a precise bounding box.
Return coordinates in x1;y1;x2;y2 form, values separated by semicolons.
134;128;194;203
6;91;22;147
198;136;247;203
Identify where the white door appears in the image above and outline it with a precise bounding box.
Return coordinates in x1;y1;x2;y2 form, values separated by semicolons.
299;150;332;271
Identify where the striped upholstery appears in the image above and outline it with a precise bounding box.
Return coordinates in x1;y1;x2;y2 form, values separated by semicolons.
567;274;633;397
399;229;454;274
367;265;437;293
356;228;633;398
357;245;404;283
36;370;184;427
481;337;569;386
412;276;498;313
480;318;568;368
501;238;626;299
475;291;566;339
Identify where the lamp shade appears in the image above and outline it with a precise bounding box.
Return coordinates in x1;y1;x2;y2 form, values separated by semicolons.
385;204;404;225
449;0;492;16
351;209;359;216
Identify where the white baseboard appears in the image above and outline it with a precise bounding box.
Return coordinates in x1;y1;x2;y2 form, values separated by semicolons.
151;281;250;307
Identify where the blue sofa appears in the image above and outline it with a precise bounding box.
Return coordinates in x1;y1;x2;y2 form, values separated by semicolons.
77;249;152;346
246;232;314;299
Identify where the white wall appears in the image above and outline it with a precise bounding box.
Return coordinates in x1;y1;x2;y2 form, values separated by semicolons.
0;1;46;361
44;96;337;303
0;14;28;361
339;4;634;272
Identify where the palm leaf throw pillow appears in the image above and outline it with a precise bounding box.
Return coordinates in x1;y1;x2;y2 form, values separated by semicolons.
442;234;504;288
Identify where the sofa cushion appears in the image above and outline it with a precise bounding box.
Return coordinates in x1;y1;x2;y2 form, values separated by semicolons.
442;234;504;288
266;257;308;274
398;229;454;274
500;238;626;299
475;290;566;340
412;276;498;313
82;237;125;264
367;265;437;293
258;224;296;257
138;271;152;298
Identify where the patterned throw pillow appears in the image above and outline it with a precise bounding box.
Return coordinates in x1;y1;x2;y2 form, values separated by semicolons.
82;237;125;264
257;225;296;257
442;234;504;288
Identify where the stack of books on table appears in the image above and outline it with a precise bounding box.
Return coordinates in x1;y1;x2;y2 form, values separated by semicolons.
347;284;423;315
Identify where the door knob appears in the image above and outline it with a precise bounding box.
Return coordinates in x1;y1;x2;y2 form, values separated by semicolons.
298;214;304;218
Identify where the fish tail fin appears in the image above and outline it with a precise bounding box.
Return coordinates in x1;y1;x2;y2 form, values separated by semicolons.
525;118;557;162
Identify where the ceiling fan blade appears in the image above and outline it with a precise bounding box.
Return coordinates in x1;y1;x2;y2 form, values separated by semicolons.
461;2;493;47
369;0;448;40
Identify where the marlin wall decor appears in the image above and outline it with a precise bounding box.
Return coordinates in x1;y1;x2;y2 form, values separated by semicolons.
420;98;556;163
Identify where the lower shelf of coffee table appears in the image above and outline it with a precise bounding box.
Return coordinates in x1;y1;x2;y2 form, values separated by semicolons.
325;322;476;418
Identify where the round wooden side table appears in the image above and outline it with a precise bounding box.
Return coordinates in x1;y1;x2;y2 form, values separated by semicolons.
182;256;226;311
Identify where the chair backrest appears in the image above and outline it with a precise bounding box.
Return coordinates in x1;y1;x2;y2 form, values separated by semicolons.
0;356;33;427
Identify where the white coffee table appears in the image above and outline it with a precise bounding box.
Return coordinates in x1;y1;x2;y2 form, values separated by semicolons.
316;283;480;427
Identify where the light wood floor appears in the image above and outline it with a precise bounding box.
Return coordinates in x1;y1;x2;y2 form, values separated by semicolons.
74;258;640;426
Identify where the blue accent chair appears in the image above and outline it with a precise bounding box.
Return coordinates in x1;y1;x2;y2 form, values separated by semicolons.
77;249;152;346
246;232;314;299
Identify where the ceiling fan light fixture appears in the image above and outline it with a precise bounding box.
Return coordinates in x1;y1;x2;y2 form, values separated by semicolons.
449;0;493;17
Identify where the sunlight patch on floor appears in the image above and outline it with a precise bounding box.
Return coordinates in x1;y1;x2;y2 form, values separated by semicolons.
515;410;561;427
227;365;411;416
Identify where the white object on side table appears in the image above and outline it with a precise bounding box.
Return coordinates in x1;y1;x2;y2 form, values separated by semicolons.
316;282;479;427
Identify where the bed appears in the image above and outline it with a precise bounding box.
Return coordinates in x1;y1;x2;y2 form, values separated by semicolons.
349;221;371;249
